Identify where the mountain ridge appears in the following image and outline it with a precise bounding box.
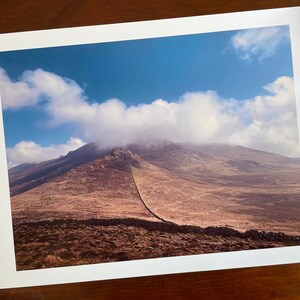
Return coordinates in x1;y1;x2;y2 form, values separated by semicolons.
9;141;300;235
9;141;300;197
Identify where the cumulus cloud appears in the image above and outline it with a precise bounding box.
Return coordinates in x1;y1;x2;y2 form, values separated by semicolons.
0;68;40;109
1;68;299;161
77;76;299;157
78;93;243;148
228;76;299;156
230;26;289;61
6;137;85;168
0;67;88;117
20;68;92;125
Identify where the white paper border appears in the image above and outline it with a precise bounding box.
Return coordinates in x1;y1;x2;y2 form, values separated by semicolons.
0;6;300;289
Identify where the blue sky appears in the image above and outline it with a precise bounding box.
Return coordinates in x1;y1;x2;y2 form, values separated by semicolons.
1;25;299;165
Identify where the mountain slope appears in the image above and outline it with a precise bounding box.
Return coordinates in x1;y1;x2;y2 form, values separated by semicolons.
9;142;300;235
11;148;157;224
129;142;300;186
131;158;300;235
9;142;300;270
9;143;107;196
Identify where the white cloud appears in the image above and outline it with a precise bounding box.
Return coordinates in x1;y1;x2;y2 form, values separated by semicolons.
74;76;299;157
7;137;85;168
79;92;243;149
20;69;92;125
0;68;40;109
230;26;289;61
228;76;299;156
2;68;300;160
0;67;88;116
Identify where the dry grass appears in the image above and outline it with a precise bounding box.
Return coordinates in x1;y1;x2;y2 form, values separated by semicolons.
9;144;300;270
13;218;300;270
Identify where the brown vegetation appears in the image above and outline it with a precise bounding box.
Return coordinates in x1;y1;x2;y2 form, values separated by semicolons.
8;142;300;270
13;218;300;270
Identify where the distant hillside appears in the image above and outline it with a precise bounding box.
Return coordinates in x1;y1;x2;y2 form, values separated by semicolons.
9;141;300;235
9;143;108;196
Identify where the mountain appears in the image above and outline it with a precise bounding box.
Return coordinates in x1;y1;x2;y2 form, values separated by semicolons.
9;142;300;235
128;142;300;186
10;147;160;224
9;143;108;196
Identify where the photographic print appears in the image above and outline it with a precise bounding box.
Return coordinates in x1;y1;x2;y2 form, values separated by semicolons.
0;6;300;289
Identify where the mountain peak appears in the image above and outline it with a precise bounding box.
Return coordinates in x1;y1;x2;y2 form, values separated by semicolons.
110;147;140;167
111;147;134;159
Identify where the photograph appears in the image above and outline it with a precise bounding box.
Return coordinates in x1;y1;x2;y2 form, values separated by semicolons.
1;23;300;272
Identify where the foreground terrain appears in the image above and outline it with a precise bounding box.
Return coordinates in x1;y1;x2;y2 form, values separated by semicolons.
9;142;300;269
13;218;300;270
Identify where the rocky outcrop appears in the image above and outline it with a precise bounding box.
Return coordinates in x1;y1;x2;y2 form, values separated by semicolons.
111;147;141;168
